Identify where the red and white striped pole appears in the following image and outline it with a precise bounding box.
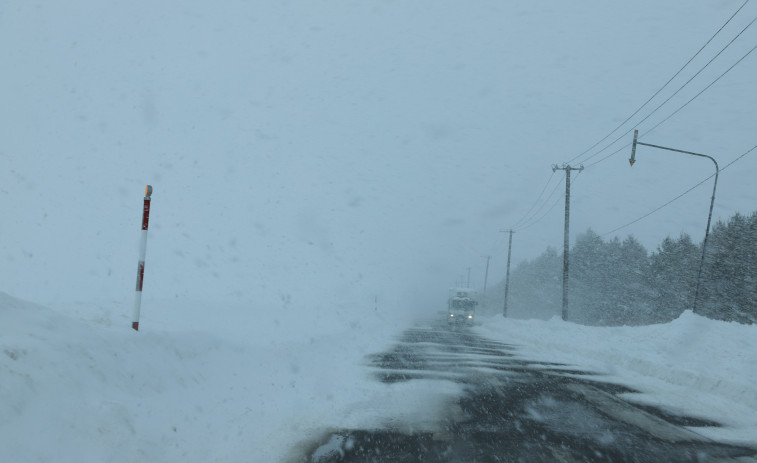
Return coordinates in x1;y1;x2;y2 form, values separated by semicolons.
132;185;153;331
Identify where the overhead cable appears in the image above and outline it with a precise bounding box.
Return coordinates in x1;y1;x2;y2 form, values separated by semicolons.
565;0;751;166
510;171;557;230
585;38;757;169
575;10;757;168
514;176;568;232
642;40;757;137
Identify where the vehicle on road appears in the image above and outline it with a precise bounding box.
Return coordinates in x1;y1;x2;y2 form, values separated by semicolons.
447;287;477;326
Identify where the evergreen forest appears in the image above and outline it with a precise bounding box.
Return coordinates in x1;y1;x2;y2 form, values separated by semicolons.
491;211;757;326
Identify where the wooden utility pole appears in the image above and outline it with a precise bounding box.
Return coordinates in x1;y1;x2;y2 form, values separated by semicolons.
552;164;583;321
482;255;491;296
501;230;514;317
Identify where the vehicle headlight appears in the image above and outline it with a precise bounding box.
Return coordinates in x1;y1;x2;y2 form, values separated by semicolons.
467;315;473;319
449;313;454;317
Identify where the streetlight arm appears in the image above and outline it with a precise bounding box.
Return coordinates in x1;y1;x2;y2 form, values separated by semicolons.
629;132;719;314
635;140;719;170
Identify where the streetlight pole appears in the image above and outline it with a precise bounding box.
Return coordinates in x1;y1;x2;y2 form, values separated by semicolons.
630;129;719;313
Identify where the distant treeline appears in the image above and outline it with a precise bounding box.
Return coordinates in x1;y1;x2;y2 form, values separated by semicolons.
498;211;757;326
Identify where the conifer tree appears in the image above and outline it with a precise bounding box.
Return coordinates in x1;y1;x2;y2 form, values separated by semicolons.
648;233;698;322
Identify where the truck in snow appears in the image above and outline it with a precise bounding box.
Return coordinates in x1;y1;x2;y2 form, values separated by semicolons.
447;288;477;326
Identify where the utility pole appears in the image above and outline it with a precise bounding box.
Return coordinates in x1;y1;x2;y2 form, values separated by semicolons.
552;164;583;321
501;230;514;317
481;255;491;296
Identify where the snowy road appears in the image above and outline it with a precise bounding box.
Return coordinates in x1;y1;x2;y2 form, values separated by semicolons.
294;321;756;462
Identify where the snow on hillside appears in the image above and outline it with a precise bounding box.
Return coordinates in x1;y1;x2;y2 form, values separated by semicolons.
475;312;757;447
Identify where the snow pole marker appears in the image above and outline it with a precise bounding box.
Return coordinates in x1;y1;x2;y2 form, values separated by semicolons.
132;185;153;331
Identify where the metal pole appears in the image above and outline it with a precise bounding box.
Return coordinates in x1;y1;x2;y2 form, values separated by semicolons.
503;230;514;317
132;185;153;331
695;166;719;311
466;267;471;288
630;130;718;313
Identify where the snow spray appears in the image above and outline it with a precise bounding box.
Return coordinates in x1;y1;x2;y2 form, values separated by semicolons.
132;185;153;331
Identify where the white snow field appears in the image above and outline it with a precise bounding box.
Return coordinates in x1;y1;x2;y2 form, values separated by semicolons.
0;292;458;462
2;291;755;462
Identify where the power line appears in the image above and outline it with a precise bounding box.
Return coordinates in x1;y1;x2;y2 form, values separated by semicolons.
510;171;557;230
642;40;757;137
585;38;757;169
573;10;757;169
583;27;757;167
565;0;751;166
585;143;631;169
514;176;565;231
513;191;564;232
480;231;505;267
721;143;757;170
601;176;713;237
513;170;588;232
577;9;757;166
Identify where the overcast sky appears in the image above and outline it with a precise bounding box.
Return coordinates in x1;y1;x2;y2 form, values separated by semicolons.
2;0;756;316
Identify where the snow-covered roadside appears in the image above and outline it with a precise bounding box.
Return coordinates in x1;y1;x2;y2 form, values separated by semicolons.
6;289;754;462
474;311;757;447
0;292;453;462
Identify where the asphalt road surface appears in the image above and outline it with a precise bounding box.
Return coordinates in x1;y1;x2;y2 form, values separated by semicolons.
292;320;756;463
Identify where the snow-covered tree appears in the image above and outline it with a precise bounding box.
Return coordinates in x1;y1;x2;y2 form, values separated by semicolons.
648;233;699;323
700;213;757;324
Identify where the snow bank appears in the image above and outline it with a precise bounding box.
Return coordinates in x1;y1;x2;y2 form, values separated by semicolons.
0;291;438;462
5;289;754;462
475;311;757;447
